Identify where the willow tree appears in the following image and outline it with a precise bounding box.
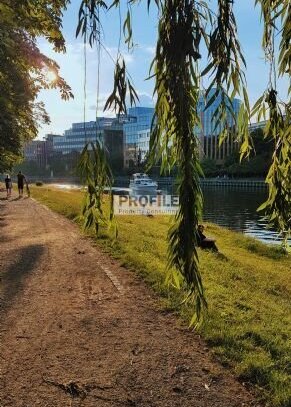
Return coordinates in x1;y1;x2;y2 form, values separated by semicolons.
0;0;73;172
76;0;290;319
2;0;288;319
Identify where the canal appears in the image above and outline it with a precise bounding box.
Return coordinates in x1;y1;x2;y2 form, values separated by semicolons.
201;186;278;244
159;182;286;246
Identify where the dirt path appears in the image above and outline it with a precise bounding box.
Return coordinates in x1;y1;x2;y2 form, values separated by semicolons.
0;191;261;407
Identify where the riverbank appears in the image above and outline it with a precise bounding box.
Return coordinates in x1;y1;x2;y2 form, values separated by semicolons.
23;180;282;244
29;185;291;406
0;188;260;407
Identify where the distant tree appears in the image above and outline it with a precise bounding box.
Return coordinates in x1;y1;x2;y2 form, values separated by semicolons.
15;160;43;177
250;128;274;157
221;128;274;177
201;158;218;177
48;151;80;177
0;0;73;172
226;155;270;178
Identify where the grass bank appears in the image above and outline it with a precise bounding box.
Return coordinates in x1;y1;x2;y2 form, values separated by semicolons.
31;186;291;407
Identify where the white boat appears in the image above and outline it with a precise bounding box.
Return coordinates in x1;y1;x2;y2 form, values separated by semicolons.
129;173;158;195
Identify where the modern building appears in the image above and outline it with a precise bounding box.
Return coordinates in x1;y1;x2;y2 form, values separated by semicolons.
53;117;120;154
123;107;155;168
23;134;61;168
197;89;242;162
23;140;43;163
24;92;243;172
123;93;242;167
248;120;267;133
53;116;127;170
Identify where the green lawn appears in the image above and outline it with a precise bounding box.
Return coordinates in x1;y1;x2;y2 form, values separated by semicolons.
30;185;291;406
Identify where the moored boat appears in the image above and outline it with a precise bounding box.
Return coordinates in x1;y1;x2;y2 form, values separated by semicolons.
129;173;158;195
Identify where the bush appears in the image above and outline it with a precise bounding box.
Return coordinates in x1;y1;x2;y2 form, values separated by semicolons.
35;181;43;186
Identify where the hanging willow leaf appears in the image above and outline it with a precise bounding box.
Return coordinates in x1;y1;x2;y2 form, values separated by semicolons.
76;0;290;323
203;0;250;157
251;0;290;249
147;0;209;321
104;57;139;115
76;0;107;40
255;90;291;249
78;141;117;237
103;58;126;114
123;8;134;49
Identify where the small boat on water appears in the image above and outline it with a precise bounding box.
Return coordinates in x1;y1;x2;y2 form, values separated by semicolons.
129;173;158;195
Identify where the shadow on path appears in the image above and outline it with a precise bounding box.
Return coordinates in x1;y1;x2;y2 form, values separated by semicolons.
0;200;12;240
0;199;8;228
0;244;45;316
0;216;7;228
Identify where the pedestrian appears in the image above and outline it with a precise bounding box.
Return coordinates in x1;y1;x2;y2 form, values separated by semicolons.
4;174;12;198
17;171;26;198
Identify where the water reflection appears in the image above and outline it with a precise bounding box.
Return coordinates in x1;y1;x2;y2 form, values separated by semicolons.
161;184;286;245
200;187;276;242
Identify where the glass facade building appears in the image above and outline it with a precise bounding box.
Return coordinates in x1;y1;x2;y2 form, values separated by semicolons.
49;91;242;170
53;117;126;154
248;120;267;133
123;107;154;167
52;116;127;170
197;89;242;162
123;92;241;167
136;129;151;162
23;134;60;168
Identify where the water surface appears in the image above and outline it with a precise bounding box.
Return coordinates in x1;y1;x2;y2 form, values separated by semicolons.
160;184;286;245
201;187;283;245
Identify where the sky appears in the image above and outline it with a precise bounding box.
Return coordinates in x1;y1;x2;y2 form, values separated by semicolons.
37;0;288;139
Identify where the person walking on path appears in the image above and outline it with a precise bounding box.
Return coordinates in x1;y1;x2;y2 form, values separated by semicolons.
17;171;26;198
4;174;12;198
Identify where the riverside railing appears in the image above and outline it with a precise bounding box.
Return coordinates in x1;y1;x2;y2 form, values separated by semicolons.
151;177;267;190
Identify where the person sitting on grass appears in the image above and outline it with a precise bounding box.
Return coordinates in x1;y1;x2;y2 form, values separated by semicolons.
197;224;218;252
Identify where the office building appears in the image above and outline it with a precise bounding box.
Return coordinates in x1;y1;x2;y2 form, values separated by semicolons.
52;117;126;170
24;91;242;172
53;117;122;154
123;93;242;167
23;134;61;168
123;107;155;167
197;90;242;162
248;120;267;133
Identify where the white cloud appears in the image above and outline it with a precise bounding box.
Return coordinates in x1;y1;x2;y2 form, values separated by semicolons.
103;46;135;65
140;45;155;55
89;92;110;110
136;91;155;106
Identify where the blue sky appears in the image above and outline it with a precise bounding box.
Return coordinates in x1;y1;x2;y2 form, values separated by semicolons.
37;0;288;139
